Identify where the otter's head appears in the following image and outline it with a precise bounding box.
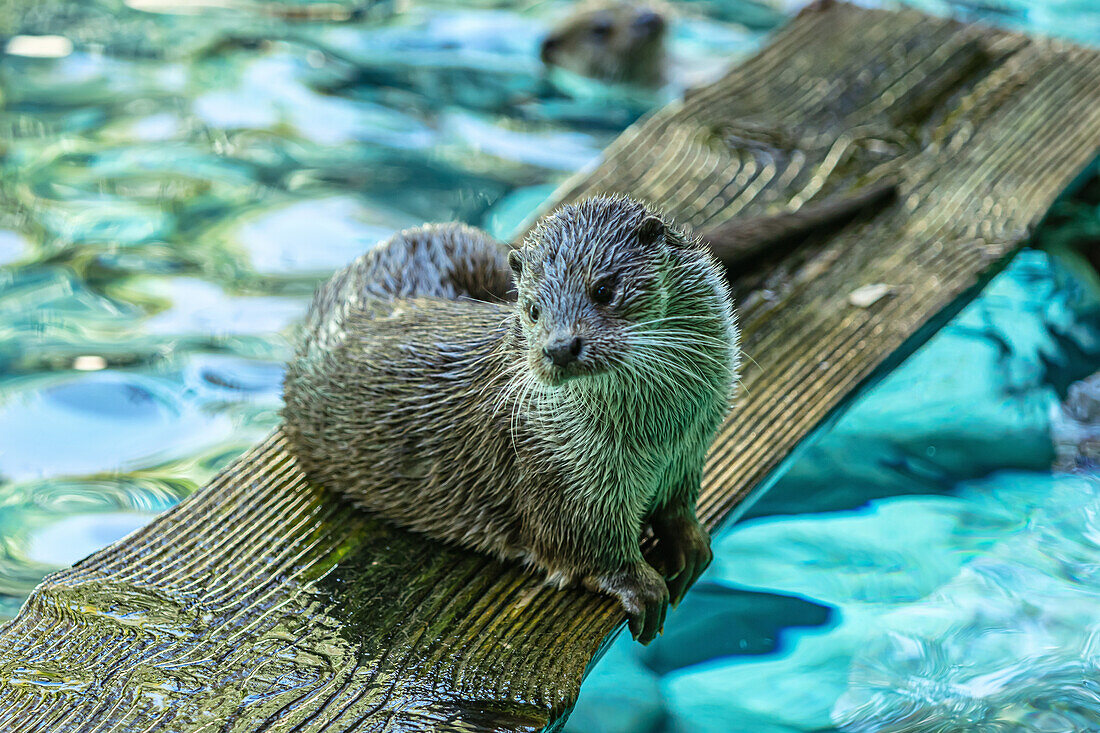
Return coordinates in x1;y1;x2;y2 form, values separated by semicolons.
540;3;666;87
510;196;709;388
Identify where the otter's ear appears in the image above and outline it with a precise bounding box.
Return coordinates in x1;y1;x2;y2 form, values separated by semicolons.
540;35;560;64
637;216;665;247
508;249;524;277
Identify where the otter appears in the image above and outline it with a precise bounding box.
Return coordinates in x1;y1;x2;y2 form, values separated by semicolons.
283;196;738;643
540;3;667;87
282;183;895;643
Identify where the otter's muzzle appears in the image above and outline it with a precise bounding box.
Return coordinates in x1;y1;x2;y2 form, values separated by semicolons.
543;334;583;367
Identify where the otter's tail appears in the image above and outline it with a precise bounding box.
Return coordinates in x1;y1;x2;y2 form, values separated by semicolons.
701;179;897;269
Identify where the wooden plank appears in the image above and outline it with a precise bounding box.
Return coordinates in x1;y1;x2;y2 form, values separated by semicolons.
0;3;1098;730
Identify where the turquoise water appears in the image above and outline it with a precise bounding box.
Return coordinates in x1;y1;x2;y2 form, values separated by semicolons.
1;1;1099;731
567;247;1100;732
0;0;764;617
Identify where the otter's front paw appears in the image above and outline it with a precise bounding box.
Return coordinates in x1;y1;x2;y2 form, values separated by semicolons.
586;563;669;644
652;515;713;607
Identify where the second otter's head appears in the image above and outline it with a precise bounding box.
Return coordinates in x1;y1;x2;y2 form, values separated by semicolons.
509;196;734;390
540;3;666;87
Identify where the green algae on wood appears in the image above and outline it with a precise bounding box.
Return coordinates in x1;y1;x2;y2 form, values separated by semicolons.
1;2;1100;730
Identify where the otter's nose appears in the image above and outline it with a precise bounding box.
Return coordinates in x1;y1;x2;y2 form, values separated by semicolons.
544;336;583;367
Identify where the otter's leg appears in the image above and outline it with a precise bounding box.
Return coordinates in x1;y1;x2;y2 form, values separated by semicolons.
583;560;669;644
576;502;670;643
649;466;712;606
533;488;669;643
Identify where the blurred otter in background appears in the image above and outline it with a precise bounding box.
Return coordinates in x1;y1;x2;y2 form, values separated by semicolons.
540;2;668;87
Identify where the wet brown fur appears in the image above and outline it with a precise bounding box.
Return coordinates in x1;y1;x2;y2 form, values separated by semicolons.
282;197;739;642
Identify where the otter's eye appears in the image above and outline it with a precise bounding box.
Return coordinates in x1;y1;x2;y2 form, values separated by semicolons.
589;15;614;39
591;276;616;305
527;302;540;322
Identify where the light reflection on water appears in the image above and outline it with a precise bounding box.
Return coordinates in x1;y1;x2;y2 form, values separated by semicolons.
0;0;762;626
1;0;761;614
1;1;1099;732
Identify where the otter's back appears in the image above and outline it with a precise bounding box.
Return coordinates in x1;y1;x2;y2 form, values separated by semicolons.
282;222;526;553
301;223;515;355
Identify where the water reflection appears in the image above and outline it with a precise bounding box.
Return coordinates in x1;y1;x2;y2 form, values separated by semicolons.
0;371;234;481
0;0;765;618
2;0;1100;731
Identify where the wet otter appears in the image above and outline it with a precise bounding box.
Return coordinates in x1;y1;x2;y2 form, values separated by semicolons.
283;196;738;643
282;182;895;642
540;3;667;86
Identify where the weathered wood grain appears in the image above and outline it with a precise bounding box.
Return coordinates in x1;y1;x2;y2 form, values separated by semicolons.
1;3;1098;731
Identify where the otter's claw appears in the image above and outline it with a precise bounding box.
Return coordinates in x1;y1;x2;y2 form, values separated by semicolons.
587;563;669;644
652;515;713;607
